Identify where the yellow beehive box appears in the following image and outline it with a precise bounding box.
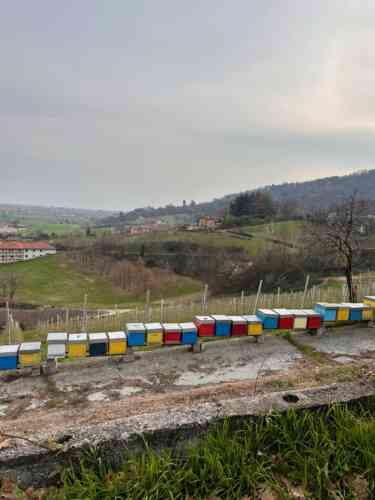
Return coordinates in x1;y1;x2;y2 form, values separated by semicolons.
364;296;375;310
242;315;263;336
145;323;163;345
363;305;373;321
355;303;373;321
19;342;41;367
108;331;127;355
337;306;350;321
68;333;87;358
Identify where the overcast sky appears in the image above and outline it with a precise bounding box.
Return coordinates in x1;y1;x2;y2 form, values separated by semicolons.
1;1;375;210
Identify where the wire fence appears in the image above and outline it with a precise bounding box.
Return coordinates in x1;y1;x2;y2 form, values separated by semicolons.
24;275;375;340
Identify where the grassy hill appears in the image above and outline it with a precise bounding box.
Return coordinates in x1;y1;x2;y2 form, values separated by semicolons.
0;254;202;308
128;220;302;256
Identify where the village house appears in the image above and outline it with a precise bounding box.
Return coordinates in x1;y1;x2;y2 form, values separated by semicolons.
0;241;56;264
197;216;222;230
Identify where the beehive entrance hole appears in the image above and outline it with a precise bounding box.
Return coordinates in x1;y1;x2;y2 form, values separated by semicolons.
282;393;299;404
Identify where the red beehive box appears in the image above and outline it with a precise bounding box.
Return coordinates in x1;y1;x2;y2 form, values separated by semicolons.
162;323;182;344
193;316;215;337
302;310;322;329
273;309;294;330
227;316;247;336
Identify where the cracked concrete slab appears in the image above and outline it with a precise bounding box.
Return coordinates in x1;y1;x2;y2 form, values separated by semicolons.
1;325;375;487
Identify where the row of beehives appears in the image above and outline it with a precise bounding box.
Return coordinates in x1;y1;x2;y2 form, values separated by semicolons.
1;299;374;372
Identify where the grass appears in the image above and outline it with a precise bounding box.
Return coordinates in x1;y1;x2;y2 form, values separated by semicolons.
130;229;277;257
127;220;303;257
282;331;329;364
0;254;202;308
22;222;83;236
45;400;375;499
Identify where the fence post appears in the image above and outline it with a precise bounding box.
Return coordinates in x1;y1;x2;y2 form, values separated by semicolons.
240;290;245;314
253;280;263;314
301;275;310;308
160;299;164;322
202;284;208;313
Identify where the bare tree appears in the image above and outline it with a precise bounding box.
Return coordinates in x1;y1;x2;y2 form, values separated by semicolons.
0;272;22;304
306;193;367;302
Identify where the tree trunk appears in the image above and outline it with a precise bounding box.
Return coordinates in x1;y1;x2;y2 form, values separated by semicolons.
345;255;355;302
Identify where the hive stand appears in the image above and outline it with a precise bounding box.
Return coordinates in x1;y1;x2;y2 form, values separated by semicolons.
191;340;203;353
41;358;58;375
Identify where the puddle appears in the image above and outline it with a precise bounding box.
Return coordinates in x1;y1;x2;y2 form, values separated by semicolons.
0;404;8;417
87;392;108;402
119;386;143;397
176;353;302;386
334;356;353;364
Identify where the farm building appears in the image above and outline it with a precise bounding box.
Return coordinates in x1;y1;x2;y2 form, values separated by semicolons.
0;241;56;264
197;216;222;229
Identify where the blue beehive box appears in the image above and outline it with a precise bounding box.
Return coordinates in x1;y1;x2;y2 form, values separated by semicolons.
341;303;363;321
88;332;108;356
314;303;339;322
211;315;231;336
256;309;279;330
179;322;198;345
0;344;19;370
126;323;146;346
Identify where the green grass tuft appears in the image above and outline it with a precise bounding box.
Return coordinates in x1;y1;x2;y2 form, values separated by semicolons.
47;401;375;499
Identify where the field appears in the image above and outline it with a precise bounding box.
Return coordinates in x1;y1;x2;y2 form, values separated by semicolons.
23;221;83;236
128;220;303;256
0;254;202;308
47;400;375;499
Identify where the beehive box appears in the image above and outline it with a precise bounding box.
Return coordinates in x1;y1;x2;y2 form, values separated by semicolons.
227;316;247;336
47;332;67;359
364;296;375;311
340;303;364;322
361;304;373;321
194;316;215;337
108;331;127;355
273;309;295;330
68;333;88;358
145;323;163;345
242;315;263;336
314;303;340;322
126;323;146;346
19;342;41;367
163;323;182;345
88;332;108;357
336;305;350;321
0;344;19;370
256;309;279;330
301;310;322;330
286;310;308;330
179;322;198;345
211;315;231;337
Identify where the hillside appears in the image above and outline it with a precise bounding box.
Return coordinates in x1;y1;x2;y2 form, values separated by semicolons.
105;169;375;225
0;254;202;308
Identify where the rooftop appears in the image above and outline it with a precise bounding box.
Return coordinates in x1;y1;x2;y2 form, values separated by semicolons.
0;241;55;250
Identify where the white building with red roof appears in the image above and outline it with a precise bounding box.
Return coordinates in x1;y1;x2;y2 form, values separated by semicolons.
0;241;56;264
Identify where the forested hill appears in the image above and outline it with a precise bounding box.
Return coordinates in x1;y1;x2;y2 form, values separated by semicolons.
108;169;375;224
267;169;375;209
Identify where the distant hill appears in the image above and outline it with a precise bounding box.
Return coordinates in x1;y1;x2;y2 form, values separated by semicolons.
0;203;115;225
104;169;375;226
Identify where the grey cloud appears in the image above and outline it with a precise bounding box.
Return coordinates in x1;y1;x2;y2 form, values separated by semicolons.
1;0;375;209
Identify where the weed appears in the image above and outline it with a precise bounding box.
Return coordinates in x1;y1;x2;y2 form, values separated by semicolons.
45;401;375;499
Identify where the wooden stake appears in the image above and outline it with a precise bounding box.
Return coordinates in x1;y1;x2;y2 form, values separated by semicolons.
253;280;263;314
301;275;310;308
